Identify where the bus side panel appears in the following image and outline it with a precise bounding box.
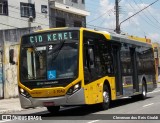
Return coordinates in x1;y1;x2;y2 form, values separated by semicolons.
146;75;156;92
138;75;156;93
109;77;116;101
84;77;116;105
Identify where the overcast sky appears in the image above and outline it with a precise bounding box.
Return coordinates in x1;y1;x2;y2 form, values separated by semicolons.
86;0;160;43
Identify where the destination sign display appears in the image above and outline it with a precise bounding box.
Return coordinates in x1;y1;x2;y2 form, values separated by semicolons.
22;31;78;44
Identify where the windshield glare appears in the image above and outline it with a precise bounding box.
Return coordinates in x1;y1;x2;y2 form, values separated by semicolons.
20;42;78;81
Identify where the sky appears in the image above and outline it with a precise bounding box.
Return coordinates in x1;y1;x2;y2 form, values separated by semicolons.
85;0;160;42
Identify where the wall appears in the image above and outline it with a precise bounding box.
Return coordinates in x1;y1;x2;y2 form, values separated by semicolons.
0;0;49;30
49;9;86;28
0;27;40;98
3;42;19;98
49;0;87;28
54;0;85;10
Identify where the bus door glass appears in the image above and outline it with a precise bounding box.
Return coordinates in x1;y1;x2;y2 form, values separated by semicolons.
130;48;139;93
112;44;123;96
83;31;113;84
120;43;133;96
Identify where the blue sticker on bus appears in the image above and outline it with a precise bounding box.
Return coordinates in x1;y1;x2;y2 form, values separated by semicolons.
47;70;56;80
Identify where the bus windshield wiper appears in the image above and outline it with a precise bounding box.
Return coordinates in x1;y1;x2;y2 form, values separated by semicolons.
30;42;41;57
48;40;65;60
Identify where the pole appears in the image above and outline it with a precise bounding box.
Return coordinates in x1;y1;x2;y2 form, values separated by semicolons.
115;0;120;34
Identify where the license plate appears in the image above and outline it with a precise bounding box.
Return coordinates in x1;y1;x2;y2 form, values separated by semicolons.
43;102;55;107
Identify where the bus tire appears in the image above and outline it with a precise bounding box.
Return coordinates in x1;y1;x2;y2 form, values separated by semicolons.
47;106;60;114
140;81;147;100
99;84;110;110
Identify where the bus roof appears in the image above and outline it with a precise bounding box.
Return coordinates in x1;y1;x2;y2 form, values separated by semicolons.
81;28;152;47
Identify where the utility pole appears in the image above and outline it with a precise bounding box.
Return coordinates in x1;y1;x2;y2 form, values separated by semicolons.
115;0;120;34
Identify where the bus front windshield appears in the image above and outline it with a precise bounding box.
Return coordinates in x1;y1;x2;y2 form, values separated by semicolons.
20;42;78;81
47;42;78;79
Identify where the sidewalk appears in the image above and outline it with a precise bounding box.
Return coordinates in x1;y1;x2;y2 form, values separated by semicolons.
0;83;160;114
0;98;23;114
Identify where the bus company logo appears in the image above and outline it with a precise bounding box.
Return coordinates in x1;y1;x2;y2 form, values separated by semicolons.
1;115;42;120
2;115;12;120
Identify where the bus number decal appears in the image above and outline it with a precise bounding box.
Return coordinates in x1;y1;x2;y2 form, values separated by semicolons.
49;45;53;50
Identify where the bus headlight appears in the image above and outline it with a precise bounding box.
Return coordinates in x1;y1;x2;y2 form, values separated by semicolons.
18;87;31;98
67;82;81;95
20;88;24;93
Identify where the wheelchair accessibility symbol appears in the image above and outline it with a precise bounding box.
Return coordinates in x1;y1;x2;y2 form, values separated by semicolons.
47;70;56;80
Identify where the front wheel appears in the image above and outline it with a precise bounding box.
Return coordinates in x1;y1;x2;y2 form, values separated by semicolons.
47;106;60;114
99;84;110;110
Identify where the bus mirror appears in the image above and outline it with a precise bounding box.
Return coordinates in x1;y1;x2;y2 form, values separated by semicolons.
9;49;16;65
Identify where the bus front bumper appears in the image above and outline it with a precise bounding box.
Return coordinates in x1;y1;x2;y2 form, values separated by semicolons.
19;88;85;109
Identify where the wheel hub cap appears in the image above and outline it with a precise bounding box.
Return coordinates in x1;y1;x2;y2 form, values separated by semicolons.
103;91;109;103
143;86;146;96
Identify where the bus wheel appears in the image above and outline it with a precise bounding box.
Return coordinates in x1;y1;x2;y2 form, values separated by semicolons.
99;84;110;110
47;106;60;114
141;81;147;100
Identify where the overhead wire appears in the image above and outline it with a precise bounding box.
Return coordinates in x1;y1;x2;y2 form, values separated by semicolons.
132;0;160;29
125;0;160;31
86;8;114;24
86;24;115;32
139;0;160;26
0;22;18;28
96;9;115;28
121;0;146;34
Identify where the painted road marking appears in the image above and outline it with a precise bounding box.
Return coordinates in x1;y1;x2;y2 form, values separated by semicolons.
87;120;100;123
142;103;154;108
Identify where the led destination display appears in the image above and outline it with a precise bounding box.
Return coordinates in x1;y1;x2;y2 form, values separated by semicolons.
22;31;78;44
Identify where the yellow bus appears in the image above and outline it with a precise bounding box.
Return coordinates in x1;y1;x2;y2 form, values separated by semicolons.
17;27;157;113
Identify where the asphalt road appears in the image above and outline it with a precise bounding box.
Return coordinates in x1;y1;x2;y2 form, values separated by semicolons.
1;87;160;123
